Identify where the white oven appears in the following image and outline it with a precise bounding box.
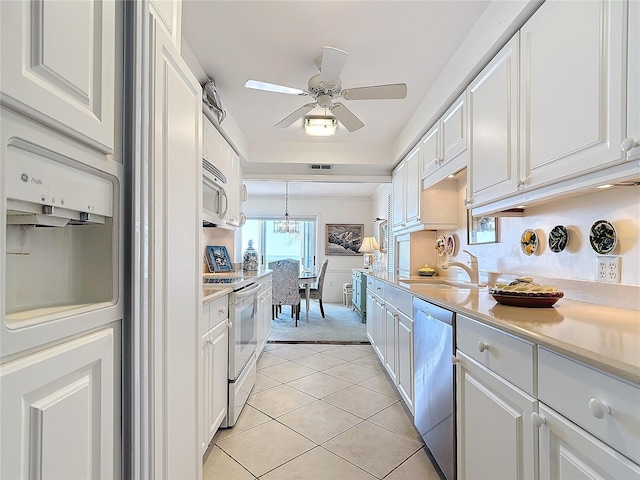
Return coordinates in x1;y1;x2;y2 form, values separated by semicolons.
202;158;228;227
224;281;260;427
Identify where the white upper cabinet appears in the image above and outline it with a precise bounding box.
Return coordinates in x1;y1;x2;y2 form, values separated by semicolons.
467;36;520;208
626;0;640;161
392;146;421;231
150;0;182;50
0;0;116;153
422;94;468;189
519;0;626;188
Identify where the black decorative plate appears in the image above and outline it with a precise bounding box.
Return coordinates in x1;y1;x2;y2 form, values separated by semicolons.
548;225;568;253
589;220;617;254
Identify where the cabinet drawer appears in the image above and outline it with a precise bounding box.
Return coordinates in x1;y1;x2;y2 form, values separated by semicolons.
385;285;412;317
538;347;640;464
367;277;384;297
209;295;228;327
456;315;534;395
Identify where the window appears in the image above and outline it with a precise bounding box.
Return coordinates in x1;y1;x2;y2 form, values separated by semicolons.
241;217;318;271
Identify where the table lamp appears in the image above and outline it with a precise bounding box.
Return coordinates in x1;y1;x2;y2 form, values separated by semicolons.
359;236;379;269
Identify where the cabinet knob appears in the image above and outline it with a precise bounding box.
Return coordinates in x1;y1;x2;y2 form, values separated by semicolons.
621;137;639;152
516;179;525;187
207;337;213;345
588;398;611;419
451;355;460;364
219;307;226;314
477;340;489;353
531;412;546;429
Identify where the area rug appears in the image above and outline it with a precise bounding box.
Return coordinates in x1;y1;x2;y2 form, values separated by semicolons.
267;302;368;343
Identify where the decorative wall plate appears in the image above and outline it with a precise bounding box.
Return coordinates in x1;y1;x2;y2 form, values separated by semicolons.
548;225;568;253
435;235;446;256
445;234;456;256
590;220;617;254
520;229;538;256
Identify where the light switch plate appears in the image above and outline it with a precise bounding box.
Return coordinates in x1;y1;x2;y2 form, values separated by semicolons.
596;255;620;283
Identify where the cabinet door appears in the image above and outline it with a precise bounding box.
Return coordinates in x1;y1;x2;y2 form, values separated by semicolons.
537;404;640;479
392;161;406;230
441;94;467;166
456;352;536;480
467;35;520;208
366;292;375;344
207;320;229;443
396;310;414;414
150;20;201;479
519;0;625;187
627;0;640;161
384;306;398;384
150;0;182;50
373;296;386;362
421;123;441;180
0;0;116;153
202;115;220;164
404;146;422;227
1;328;117;479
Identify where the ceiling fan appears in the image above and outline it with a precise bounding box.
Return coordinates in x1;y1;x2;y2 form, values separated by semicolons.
244;46;407;132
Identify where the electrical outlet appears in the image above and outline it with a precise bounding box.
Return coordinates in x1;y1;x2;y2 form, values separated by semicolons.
596;255;620;283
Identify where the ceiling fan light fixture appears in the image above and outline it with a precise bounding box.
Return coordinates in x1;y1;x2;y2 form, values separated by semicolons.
304;117;337;136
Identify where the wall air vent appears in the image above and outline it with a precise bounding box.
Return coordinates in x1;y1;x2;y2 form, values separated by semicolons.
310;164;332;170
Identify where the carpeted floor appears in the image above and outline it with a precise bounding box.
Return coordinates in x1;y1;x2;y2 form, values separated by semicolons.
268;301;368;343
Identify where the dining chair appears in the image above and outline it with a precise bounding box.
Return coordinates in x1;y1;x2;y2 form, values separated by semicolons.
268;259;301;326
300;259;329;318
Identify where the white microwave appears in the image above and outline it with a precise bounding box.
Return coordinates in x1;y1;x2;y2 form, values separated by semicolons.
202;158;228;226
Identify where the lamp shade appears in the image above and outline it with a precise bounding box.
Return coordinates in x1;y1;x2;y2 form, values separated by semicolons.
359;236;380;253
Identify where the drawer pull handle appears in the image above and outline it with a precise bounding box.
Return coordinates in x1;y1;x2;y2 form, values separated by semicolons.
478;341;489;353
588;398;611;419
531;412;546;429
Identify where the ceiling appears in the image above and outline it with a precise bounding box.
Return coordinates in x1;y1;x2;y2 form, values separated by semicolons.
181;1;491;196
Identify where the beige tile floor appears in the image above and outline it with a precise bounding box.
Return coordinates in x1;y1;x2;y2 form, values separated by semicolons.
203;343;442;479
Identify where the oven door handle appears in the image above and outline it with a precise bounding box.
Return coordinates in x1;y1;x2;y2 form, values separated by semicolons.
234;283;262;299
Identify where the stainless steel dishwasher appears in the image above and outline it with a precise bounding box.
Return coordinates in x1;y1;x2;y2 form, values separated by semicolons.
413;297;456;480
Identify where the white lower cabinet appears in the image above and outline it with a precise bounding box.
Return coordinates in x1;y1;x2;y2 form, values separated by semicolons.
456;316;640;479
384;305;398;385
200;318;228;454
537;404;640;479
456;315;536;480
395;307;414;414
367;281;414;414
456;352;537;480
257;274;273;356
0;327;118;480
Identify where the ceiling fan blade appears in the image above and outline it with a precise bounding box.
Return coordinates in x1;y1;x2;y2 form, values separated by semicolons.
244;79;307;96
329;103;364;132
319;46;348;86
342;83;408;101
274;103;316;128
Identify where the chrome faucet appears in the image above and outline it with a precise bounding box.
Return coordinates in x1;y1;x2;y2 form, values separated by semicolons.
442;249;480;284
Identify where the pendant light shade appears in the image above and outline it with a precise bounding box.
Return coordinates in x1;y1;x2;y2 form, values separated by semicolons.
274;183;299;234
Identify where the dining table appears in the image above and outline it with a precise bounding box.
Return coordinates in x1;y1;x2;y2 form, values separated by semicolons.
299;271;318;321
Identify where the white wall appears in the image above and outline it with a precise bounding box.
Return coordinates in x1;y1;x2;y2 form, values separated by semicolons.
372;177;640;308
243;194;374;302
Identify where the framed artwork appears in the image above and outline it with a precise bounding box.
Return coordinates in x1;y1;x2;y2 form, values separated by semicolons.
467;212;498;245
378;220;388;253
206;245;234;272
325;224;364;255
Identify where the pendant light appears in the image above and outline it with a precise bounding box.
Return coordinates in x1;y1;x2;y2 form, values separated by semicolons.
274;182;299;234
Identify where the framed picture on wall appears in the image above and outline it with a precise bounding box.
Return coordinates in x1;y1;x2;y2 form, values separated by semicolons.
379;221;388;253
467;212;498;245
325;224;364;255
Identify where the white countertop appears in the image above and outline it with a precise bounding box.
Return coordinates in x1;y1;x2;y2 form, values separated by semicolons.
367;273;640;384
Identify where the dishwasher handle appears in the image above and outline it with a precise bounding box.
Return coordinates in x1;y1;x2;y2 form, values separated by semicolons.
412;297;454;326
